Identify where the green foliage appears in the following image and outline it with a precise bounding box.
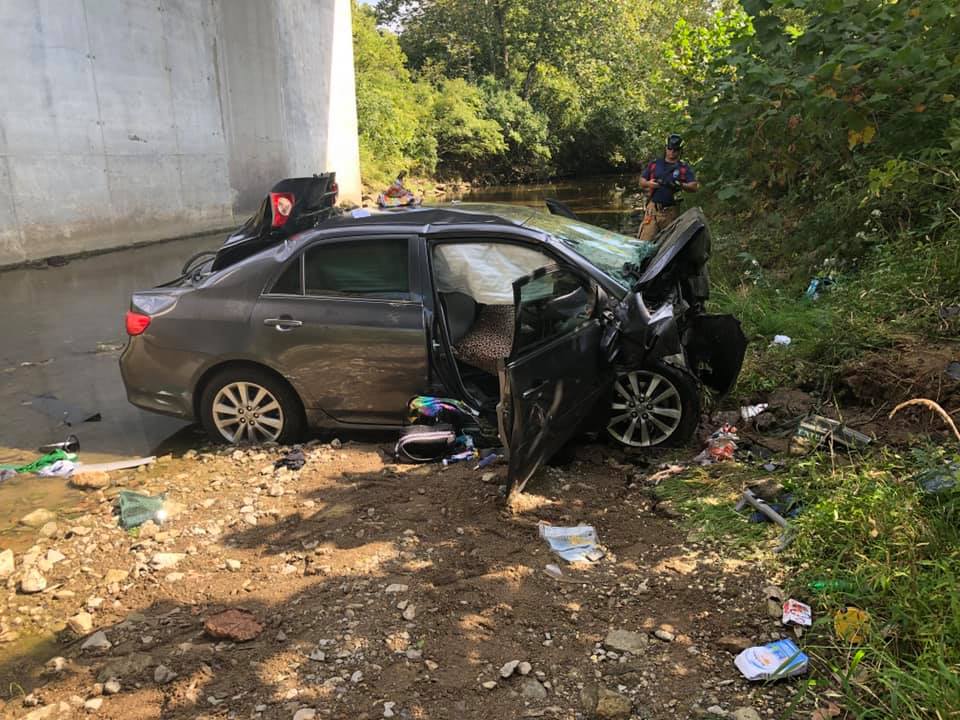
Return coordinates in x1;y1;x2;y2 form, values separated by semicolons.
431;78;507;174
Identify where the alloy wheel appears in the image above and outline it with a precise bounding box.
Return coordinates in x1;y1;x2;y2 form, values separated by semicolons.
607;369;683;447
211;381;285;444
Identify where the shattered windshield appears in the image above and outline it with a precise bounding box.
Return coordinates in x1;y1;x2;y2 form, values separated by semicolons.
523;212;657;290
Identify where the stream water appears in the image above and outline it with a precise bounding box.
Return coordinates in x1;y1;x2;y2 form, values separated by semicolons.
0;174;646;537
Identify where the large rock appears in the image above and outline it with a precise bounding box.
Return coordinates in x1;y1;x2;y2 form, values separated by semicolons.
0;549;14;579
81;631;112;653
70;471;111;490
149;553;185;571
22;702;72;720
204;609;264;642
96;652;154;682
595;689;633;719
68;612;94;635
520;678;548;701
604;629;649;655
20;567;47;594
20;509;57;528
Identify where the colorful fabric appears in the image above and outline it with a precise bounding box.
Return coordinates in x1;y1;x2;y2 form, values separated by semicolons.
0;449;77;475
407;396;478;425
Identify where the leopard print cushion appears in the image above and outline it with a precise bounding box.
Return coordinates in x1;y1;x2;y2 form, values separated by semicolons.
454;305;515;375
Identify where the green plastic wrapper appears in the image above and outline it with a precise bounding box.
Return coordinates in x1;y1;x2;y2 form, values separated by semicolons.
117;489;166;529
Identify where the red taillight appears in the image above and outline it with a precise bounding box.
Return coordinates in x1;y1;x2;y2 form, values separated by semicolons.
270;192;295;228
330;182;338;200
126;311;151;336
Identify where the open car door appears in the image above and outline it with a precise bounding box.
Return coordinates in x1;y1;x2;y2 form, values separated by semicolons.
498;265;612;494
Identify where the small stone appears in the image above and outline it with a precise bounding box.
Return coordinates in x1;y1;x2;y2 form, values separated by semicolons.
717;635;752;654
103;569;129;585
309;649;326;661
68;612;95;635
39;522;60;538
385;583;408;593
731;709;762;720
70;471;111;490
149;553;185;570
595;688;632;719
23;702;72;720
20;509;57;528
425;660;439;671
268;484;284;497
402;604;417;621
242;513;258;526
20;567;47;593
383;700;396;717
103;680;121;695
96;653;153;682
81;631;112;652
45;656;68;673
154;665;177;684
520;677;548;700
330;438;342;449
293;709;317;720
45;548;66;565
517;661;532;675
499;660;520;678
225;559;242;571
654;629;675;642
481;472;496;483
165;572;185;583
350;670;363;683
604;629;648;654
481;681;497;690
84;697;104;712
0;549;14;578
707;706;728;717
276;630;288;642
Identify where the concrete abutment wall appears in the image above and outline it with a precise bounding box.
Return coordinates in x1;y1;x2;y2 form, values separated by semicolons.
0;0;361;268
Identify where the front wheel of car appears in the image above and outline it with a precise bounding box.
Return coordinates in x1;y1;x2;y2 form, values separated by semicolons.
200;366;305;445
606;362;700;448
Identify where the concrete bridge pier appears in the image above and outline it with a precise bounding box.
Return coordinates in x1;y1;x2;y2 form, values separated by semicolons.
0;0;362;268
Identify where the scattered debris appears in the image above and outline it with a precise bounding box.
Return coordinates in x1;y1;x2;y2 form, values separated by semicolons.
834;607;870;644
204;609;264;642
734;639;808;681
740;403;769;423
791;415;872;454
77;456;156;473
694;424;739;465
946;361;960;381
915;463;959;494
771;335;792;346
274;449;306;471
781;599;812;627
117;490;167;529
38;434;80;454
538;523;605;563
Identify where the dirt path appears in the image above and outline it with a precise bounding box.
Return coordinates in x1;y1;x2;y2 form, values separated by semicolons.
0;441;809;720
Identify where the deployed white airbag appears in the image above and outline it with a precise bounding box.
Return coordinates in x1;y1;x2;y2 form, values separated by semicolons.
433;243;550;304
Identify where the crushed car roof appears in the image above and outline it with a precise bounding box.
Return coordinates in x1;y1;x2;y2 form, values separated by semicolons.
321;203;542;232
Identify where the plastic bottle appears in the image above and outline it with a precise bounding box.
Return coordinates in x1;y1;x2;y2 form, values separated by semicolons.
808;579;855;592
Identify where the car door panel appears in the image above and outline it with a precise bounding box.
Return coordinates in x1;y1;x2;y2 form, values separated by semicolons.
250;236;429;425
500;265;613;492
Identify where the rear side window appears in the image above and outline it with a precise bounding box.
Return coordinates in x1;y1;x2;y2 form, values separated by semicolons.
269;258;302;294
304;238;410;299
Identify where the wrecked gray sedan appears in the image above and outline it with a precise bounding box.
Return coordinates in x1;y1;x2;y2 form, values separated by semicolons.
120;200;746;490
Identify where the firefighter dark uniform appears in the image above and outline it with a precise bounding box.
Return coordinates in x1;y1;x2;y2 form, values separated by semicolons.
638;137;697;241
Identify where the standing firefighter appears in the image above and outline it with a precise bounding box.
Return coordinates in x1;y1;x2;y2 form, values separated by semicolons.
638;134;700;241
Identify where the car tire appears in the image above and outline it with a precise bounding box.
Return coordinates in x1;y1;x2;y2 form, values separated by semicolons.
200;366;305;445
605;361;700;448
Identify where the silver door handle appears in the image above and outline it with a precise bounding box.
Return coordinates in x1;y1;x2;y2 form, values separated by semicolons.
264;317;303;331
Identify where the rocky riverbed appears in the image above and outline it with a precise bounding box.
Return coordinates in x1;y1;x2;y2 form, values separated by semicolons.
0;439;813;720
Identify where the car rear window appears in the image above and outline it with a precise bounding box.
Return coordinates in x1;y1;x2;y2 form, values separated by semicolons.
304;238;410;299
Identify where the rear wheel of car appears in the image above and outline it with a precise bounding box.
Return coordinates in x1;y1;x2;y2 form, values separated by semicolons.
606;362;700;448
200;366;305;445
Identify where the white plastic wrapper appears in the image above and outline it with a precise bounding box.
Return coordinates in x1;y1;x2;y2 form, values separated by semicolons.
433;243;551;304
